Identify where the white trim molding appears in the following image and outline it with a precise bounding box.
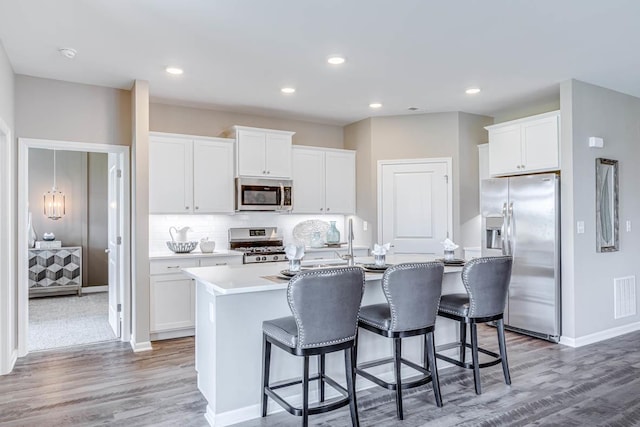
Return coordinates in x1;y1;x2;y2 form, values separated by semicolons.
0;117;16;375
560;321;640;347
130;340;152;353
17;138;132;357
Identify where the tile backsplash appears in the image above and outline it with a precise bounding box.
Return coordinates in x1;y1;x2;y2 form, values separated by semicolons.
149;213;350;253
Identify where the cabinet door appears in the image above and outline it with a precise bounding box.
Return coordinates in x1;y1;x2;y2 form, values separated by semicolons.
193;138;234;213
150;275;195;332
325;150;356;214
292;148;325;213
149;136;193;213
237;130;266;177
488;125;522;176
264;133;292;178
521;115;559;173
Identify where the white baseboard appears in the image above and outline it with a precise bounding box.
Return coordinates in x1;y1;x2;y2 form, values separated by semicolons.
560;321;640;347
82;285;108;294
150;328;194;342
130;340;153;352
0;348;18;375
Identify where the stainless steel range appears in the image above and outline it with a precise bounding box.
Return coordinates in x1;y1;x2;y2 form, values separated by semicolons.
228;227;286;264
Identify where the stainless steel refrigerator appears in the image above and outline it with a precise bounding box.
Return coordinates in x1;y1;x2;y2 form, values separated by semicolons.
481;173;561;342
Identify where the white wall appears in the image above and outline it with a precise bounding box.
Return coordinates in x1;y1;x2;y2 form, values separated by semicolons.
561;79;640;343
0;39;16;375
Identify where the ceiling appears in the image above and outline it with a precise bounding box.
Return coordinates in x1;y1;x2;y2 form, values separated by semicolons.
1;0;639;125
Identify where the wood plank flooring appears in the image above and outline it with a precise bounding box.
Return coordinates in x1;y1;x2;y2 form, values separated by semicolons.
1;327;639;426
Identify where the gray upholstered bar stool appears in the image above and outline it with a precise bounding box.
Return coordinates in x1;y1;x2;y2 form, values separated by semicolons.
355;262;444;420
436;256;513;395
261;266;365;427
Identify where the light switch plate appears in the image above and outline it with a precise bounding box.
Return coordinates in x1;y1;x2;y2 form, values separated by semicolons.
626;220;632;232
577;221;585;234
363;221;368;231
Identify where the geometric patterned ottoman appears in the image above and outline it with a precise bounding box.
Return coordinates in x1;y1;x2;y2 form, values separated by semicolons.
28;247;82;298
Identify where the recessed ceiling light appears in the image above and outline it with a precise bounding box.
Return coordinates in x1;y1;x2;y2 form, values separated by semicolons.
465;87;481;95
166;67;184;75
58;48;77;59
327;56;346;65
369;103;382;109
281;87;296;94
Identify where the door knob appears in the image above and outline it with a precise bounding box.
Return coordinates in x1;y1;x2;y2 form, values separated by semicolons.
105;248;111;253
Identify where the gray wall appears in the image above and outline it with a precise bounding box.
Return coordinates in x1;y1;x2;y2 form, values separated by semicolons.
561;79;640;339
28;149;108;287
15;76;131;145
150;103;344;149
344;112;491;249
0;41;13;128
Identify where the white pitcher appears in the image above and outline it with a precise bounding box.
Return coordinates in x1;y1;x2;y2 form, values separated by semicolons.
169;226;191;242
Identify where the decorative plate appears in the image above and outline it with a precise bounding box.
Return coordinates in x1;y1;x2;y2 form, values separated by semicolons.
279;269;298;278
292;220;330;247
436;258;466;266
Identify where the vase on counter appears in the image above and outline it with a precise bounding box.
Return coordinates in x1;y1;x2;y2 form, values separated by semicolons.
326;221;340;244
310;231;324;248
27;212;37;248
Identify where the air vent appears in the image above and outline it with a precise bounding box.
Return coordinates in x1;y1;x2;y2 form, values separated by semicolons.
614;276;636;319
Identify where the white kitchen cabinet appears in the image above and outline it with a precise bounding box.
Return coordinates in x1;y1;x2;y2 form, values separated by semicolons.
231;126;295;178
292;146;356;214
150;133;234;214
149;254;242;340
486;111;560;177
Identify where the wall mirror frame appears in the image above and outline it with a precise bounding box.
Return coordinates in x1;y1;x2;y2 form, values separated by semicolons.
595;157;619;252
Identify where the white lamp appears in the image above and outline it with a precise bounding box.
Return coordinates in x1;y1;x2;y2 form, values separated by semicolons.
43;150;65;220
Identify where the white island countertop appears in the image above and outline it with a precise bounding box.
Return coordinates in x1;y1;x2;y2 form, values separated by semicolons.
183;254;462;295
149;249;244;261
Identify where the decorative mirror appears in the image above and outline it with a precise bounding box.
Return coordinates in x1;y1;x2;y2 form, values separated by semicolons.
595;158;619;252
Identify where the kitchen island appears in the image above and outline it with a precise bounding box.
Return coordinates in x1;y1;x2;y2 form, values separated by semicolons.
184;255;466;427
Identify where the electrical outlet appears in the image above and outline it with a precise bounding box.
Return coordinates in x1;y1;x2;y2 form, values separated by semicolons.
626;220;632;232
363;221;368;231
577;221;585;234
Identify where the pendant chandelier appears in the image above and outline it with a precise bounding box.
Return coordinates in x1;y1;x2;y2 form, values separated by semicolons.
43;149;65;220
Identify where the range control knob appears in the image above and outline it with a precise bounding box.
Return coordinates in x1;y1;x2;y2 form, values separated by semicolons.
261;256;267;261
255;256;261;262
273;255;279;261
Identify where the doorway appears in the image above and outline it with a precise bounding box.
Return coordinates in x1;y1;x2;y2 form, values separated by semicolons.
18;138;130;356
378;158;452;254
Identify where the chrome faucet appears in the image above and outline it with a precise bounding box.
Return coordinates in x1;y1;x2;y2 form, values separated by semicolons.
336;218;355;266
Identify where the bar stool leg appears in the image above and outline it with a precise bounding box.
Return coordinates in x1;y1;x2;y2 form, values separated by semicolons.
459;321;467;364
497;318;511;385
393;337;403;420
426;331;443;407
344;346;360;427
318;354;326;402
423;334;430;371
303;356;310;427
470;323;482;395
261;335;271;417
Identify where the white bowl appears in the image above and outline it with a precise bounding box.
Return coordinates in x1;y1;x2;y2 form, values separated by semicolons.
166;241;198;253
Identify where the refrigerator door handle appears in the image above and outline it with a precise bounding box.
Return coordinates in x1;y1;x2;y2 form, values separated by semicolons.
501;202;508;255
507;202;514;256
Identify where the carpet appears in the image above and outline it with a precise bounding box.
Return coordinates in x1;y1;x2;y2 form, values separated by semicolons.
29;292;117;351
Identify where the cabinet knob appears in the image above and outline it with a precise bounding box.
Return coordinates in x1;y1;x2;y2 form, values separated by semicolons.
195;206;199;210
516;165;521;169
521;164;525;169
185;206;190;210
320;208;323;211
267;170;271;174
262;170;266;174
326;207;330;211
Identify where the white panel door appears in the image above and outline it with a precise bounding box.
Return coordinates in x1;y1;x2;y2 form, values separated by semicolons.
380;160;451;254
149;135;193;213
264;133;292;178
237;130;266;177
325;150;355;214
193;138;234;213
292;147;325;213
488;125;522;176
107;154;121;338
521;115;559;173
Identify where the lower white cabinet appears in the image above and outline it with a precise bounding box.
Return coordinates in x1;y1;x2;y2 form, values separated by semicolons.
149;254;242;340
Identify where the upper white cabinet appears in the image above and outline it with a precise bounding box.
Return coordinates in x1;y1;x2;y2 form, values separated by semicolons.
292;146;356;214
486;111;560;177
230;126;295;178
150;133;235;214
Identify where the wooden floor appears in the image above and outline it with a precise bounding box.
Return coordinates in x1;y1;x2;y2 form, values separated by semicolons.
1;327;639;426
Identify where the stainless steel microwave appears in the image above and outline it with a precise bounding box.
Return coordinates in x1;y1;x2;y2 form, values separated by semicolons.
235;178;293;212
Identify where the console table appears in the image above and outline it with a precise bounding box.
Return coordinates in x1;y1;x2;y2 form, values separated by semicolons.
28;247;82;298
